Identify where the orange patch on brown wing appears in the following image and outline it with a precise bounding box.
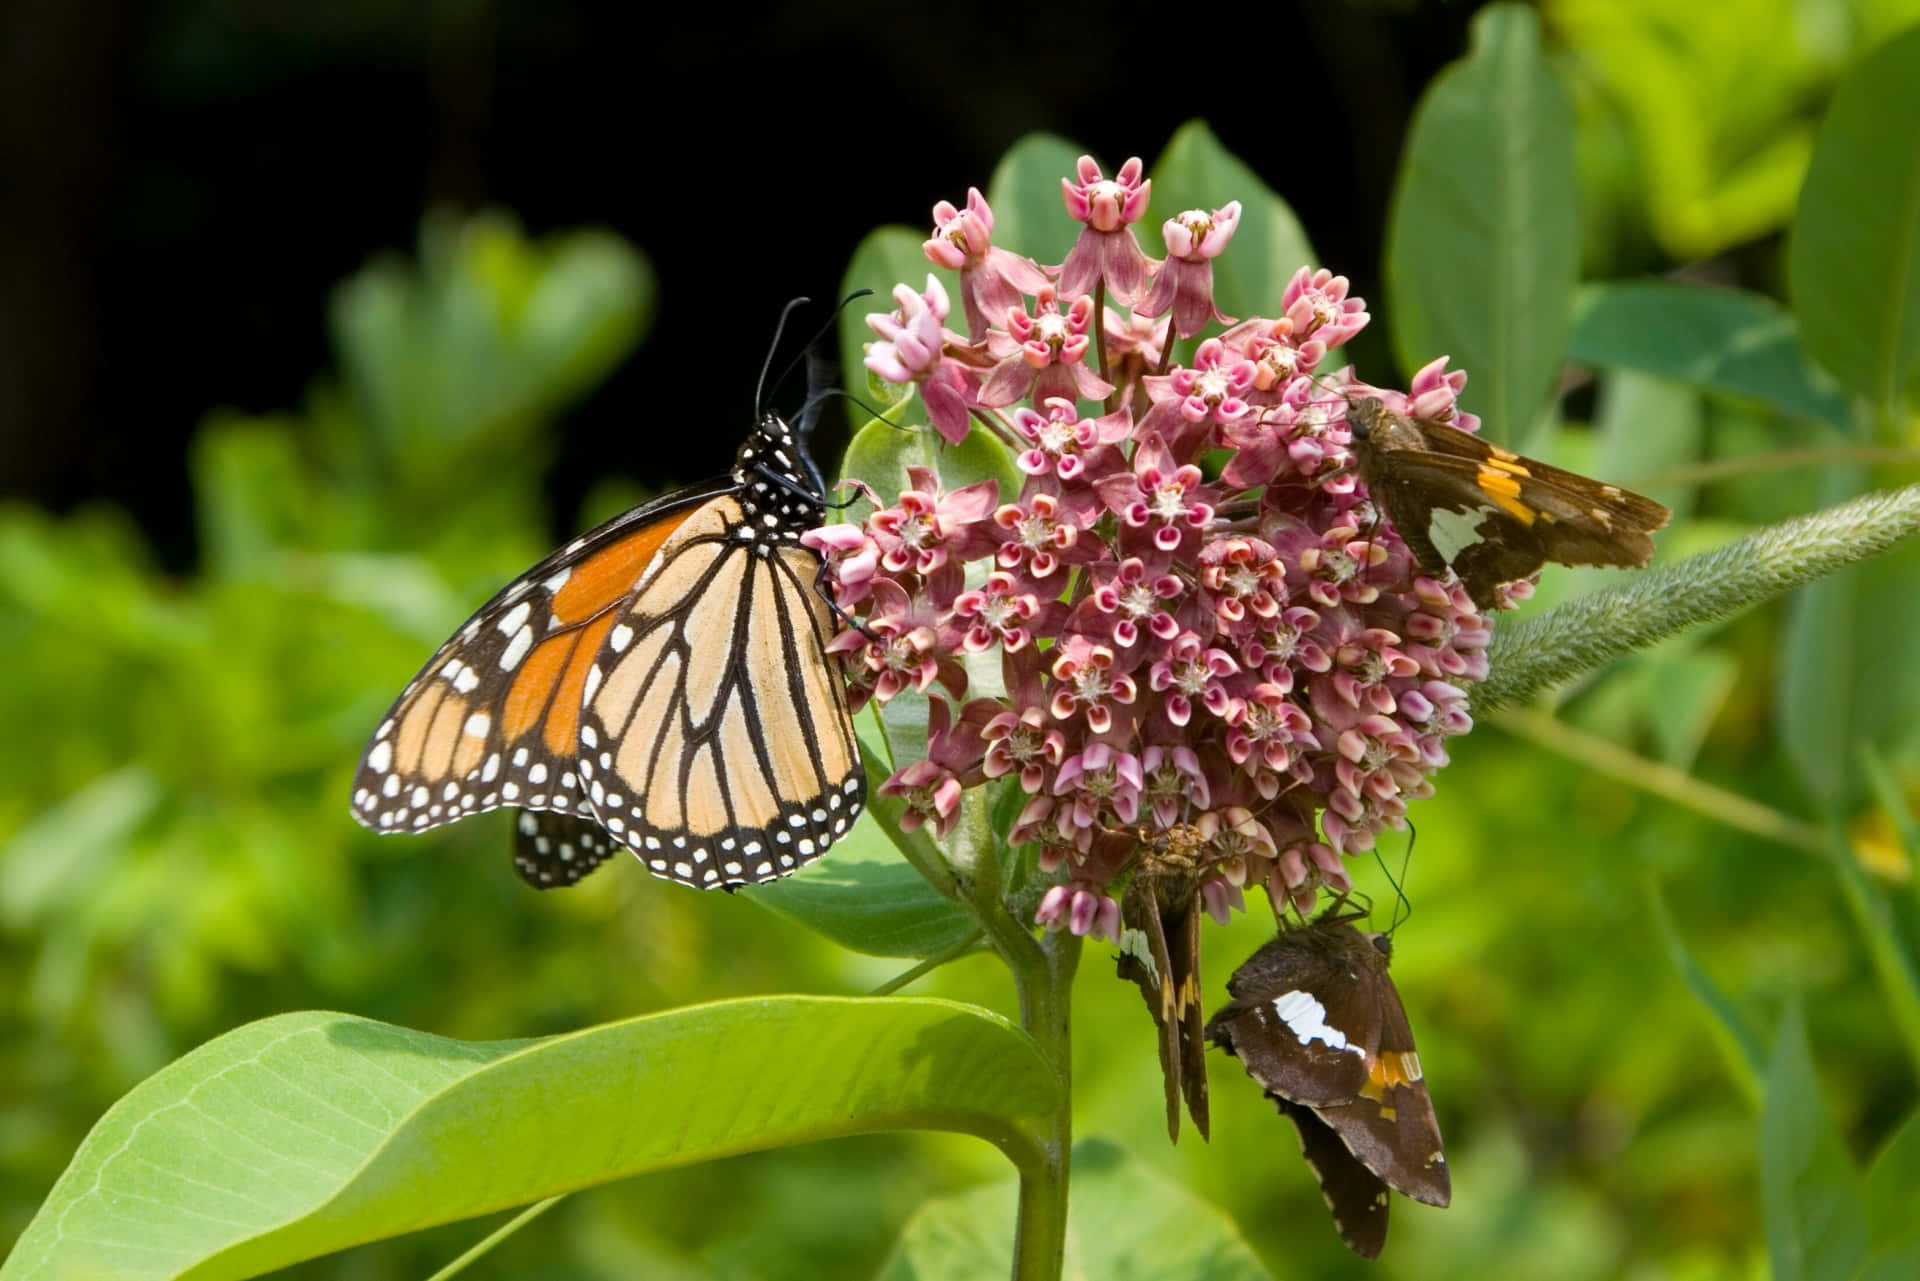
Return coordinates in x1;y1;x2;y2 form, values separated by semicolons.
544;613;619;756
551;512;701;624
1473;468;1536;524
502;635;575;743
1359;1050;1425;1101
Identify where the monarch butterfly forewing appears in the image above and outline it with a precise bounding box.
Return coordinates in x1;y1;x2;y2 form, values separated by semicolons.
350;481;725;835
351;414;865;891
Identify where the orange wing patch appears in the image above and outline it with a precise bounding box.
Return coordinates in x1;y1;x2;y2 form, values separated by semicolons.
351;494;713;835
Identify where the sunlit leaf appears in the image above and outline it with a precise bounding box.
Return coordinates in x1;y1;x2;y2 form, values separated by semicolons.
1789;23;1920;410
749;814;973;958
1385;4;1580;444
1758;1002;1869;1281
1569;283;1854;435
4;1002;1057;1280
986;133;1089;271
877;1138;1271;1281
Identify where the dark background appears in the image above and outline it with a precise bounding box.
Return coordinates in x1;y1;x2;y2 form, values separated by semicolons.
0;0;1473;572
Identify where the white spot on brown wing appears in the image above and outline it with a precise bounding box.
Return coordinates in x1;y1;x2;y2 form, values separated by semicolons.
496;601;532;636
411;786;429;808
382;774;401;798
1270;990;1364;1056
482;754;500;783
609;623;633;652
528;763;548;785
542;567;571;592
367;740;392;773
499;625;534;671
463;712;491;738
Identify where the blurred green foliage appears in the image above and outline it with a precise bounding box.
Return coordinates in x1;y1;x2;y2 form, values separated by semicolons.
8;3;1920;1277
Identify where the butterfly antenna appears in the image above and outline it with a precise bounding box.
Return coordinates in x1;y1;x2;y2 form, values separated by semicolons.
1374;821;1416;935
766;289;878;414
756;296;814;422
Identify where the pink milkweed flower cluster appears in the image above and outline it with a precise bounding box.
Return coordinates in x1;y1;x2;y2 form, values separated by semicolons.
804;156;1491;946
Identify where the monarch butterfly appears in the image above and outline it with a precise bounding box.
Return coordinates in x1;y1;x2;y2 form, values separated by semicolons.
349;399;866;891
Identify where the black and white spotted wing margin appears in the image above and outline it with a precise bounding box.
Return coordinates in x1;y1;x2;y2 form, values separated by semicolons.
573;493;866;888
514;810;619;888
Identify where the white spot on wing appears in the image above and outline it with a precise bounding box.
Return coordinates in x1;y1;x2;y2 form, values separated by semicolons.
366;740;392;773
1427;506;1495;566
1270;990;1364;1057
497;601;533;636
500;625;534;671
463;712;491;738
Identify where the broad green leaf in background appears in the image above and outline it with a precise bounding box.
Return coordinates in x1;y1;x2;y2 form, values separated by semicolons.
1147;121;1317;323
0;768;161;931
4;1001;1058;1281
985;133;1090;274
1862;1109;1920;1272
1758;1003;1869;1281
1789;22;1920;416
838;226;955;417
1590;367;1706;517
1569;283;1855;437
749;814;975;959
331;212;652;474
1777;480;1920;812
838;408;1022;530
1550;0;1829;260
876;1139;1272;1281
1384;3;1581;445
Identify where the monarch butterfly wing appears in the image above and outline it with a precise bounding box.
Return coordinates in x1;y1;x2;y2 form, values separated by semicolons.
575;496;865;889
512;809;619;888
350;479;730;836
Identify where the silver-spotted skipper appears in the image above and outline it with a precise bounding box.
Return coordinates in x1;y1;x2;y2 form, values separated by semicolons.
1116;828;1212;1142
1346;397;1671;609
1205;904;1449;1259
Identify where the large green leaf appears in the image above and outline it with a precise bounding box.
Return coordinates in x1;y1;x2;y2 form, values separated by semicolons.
985;133;1090;271
1788;23;1920;412
876;1138;1272;1281
1569;282;1854;435
1758;1003;1869;1281
1148;121;1317;322
1777;488;1920;812
748;814;975;958
4;1001;1058;1280
1384;4;1580;445
839;408;1022;529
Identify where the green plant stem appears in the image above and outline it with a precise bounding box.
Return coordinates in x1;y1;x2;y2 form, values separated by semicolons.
869;928;986;995
1490;707;1830;855
943;785;1078;1280
1475;484;1920;710
1008;922;1081;1281
427;1196;563;1280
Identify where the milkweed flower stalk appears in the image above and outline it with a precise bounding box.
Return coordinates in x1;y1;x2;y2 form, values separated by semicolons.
804;156;1492;948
